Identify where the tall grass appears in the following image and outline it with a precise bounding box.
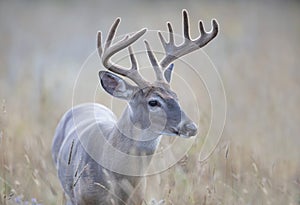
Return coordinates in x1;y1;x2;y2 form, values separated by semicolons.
0;1;299;204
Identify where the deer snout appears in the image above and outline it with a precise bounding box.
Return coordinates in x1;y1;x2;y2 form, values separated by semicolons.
178;122;198;138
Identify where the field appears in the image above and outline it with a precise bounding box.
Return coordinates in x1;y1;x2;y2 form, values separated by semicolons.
0;1;299;204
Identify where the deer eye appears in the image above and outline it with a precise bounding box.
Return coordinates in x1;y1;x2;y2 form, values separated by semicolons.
148;100;160;107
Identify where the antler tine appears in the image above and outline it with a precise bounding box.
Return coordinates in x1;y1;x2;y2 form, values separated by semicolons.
97;18;148;87
183;10;191;41
158;22;175;50
128;46;137;71
144;40;164;82
159;9;219;69
104;18;121;50
196;19;219;47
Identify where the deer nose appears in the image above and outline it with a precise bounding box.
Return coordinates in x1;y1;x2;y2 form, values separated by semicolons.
185;123;198;136
179;122;197;137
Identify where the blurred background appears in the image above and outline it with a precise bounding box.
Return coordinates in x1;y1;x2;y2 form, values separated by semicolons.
0;0;299;204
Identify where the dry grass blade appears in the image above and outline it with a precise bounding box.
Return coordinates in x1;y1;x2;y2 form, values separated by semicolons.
68;139;75;165
94;182;128;205
73;164;89;188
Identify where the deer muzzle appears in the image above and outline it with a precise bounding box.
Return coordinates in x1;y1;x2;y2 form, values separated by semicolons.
178;122;198;138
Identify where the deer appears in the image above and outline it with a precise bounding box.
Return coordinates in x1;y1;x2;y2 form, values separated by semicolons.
52;10;218;205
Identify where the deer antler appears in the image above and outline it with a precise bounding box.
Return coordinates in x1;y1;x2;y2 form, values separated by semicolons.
158;10;219;69
99;11;219;86
98;18;149;87
144;10;219;84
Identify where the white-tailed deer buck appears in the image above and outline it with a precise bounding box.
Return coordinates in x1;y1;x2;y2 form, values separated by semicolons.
52;10;218;205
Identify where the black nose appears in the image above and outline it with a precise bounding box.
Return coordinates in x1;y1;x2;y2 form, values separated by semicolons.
181;122;198;137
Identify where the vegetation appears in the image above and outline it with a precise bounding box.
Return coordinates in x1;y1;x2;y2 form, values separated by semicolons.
0;1;299;204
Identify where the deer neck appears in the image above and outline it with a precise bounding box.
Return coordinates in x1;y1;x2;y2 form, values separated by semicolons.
108;107;161;156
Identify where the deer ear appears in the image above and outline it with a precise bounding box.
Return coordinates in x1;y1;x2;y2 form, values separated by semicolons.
164;64;174;83
99;71;136;100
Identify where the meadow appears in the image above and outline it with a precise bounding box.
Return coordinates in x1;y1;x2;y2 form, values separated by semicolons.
0;1;299;204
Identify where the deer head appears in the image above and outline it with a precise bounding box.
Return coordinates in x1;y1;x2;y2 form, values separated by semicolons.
98;10;218;138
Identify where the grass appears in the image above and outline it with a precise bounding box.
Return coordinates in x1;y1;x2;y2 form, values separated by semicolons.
0;1;300;204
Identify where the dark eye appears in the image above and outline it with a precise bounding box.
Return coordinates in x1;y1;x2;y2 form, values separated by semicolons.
148;100;160;107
